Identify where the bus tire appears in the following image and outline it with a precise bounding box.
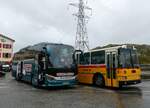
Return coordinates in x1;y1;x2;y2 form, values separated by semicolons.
93;74;105;87
31;76;40;88
16;73;22;81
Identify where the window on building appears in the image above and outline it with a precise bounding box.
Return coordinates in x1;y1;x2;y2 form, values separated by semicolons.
9;45;12;48
3;44;12;49
91;51;105;64
3;44;6;48
6;44;9;48
3;53;11;58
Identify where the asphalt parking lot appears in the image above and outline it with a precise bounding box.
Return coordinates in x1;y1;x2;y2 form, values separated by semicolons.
0;73;150;108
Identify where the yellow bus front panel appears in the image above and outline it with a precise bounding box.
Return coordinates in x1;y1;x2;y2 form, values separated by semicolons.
117;68;141;81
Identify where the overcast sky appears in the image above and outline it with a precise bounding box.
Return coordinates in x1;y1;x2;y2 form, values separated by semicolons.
0;0;150;52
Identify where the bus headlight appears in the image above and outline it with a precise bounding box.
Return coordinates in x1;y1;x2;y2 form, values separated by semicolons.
46;74;55;80
47;77;55;80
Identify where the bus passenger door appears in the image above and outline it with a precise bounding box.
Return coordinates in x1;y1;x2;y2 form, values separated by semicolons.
106;52;118;87
16;61;23;80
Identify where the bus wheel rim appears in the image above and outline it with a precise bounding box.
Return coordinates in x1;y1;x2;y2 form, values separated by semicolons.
95;75;103;86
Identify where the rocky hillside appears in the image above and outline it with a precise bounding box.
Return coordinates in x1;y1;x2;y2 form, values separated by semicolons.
94;44;150;64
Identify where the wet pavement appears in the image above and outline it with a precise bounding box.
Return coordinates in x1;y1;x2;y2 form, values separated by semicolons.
0;73;150;108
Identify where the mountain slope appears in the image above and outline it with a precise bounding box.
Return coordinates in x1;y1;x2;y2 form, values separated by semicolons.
93;44;150;64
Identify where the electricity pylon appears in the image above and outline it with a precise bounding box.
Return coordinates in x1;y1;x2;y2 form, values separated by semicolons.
70;0;92;52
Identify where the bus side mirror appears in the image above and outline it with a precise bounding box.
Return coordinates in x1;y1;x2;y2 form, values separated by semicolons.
43;47;51;57
73;50;84;64
43;47;46;50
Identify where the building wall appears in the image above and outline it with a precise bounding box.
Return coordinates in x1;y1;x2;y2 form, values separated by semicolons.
0;36;14;64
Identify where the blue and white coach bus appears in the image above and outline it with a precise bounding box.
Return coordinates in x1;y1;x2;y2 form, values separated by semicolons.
12;43;77;87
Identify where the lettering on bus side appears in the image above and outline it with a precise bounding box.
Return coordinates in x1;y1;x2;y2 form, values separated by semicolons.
81;69;91;72
24;64;32;73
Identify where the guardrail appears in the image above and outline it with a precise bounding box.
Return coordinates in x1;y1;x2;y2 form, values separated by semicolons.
140;64;150;79
140;64;150;71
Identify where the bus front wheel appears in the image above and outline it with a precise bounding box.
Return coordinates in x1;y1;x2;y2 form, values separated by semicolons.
93;74;105;87
31;76;40;88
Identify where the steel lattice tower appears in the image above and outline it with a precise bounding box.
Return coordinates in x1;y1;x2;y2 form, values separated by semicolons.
70;0;92;52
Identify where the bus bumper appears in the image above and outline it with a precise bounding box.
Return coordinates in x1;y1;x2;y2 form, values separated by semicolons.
119;80;141;86
44;79;77;87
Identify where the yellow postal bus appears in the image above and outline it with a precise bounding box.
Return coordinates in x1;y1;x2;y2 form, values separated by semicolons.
74;45;141;88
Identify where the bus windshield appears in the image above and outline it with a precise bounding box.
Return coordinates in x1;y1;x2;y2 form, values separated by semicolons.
131;50;140;68
118;48;140;68
46;45;74;68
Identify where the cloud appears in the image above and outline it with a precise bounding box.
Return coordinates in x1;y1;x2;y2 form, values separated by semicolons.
0;0;150;52
88;0;150;46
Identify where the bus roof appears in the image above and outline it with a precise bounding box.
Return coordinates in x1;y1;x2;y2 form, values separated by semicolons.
86;45;127;53
14;42;74;61
18;42;74;53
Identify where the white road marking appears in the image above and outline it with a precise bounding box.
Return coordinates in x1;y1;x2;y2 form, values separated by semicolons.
0;86;9;89
0;83;7;86
0;82;9;89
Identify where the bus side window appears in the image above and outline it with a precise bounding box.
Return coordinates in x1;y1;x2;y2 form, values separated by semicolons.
107;54;111;79
91;51;105;64
82;53;90;65
113;54;116;79
79;54;85;64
